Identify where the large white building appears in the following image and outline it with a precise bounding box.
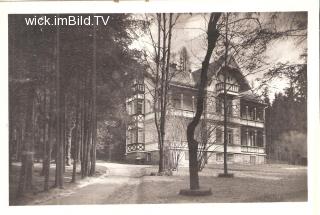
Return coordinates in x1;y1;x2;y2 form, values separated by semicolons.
125;56;267;166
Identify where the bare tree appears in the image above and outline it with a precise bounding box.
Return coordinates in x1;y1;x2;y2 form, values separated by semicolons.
165;112;188;171
197;122;222;171
144;13;180;173
186;13;221;190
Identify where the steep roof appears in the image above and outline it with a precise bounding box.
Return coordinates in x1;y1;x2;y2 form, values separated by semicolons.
239;90;267;105
144;55;252;92
192;55;251;92
170;69;196;88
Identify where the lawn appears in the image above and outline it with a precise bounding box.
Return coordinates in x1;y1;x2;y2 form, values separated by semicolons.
138;164;307;203
9;162;307;205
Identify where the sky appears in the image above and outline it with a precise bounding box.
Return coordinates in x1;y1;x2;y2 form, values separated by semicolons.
132;12;307;101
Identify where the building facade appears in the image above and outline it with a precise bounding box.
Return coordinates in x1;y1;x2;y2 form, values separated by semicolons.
125;57;267;166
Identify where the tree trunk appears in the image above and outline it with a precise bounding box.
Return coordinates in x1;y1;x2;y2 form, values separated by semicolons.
90;23;97;176
71;99;80;182
223;13;229;175
186;13;221;190
17;83;35;197
66;126;72;166
62;96;66;173
158;13;167;173
44;92;54;191
54;23;64;188
41;87;47;176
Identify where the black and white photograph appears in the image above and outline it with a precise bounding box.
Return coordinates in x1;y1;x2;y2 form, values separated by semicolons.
2;0;319;213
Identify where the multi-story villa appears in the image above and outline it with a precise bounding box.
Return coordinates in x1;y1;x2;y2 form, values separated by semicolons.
125;56;267;166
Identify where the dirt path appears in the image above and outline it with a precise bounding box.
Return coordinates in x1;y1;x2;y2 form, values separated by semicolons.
34;163;149;205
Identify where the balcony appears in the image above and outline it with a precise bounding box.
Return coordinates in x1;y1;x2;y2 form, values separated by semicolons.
216;82;239;95
206;113;264;128
241;146;265;154
239;119;264;128
127;143;145;152
169;108;195;118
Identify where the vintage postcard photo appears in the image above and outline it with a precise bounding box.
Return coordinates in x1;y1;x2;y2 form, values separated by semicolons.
8;11;309;205
1;1;318;214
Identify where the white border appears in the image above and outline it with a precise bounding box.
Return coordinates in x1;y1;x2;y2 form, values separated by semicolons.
0;1;319;215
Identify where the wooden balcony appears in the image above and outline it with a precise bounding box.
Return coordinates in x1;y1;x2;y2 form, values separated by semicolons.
207;113;264;128
169;108;195;118
241;146;265;154
127;142;145;152
216;82;239;95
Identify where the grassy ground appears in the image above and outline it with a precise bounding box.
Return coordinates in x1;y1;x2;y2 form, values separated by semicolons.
9;162;307;205
139;164;307;203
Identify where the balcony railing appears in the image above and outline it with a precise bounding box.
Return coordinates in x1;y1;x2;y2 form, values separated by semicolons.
206;113;265;128
170;108;195;118
241;145;265;154
216;82;239;94
127;143;145;152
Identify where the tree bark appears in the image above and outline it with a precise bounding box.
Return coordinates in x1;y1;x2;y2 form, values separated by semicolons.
41;86;47;176
54;23;64;188
71;90;80;182
44;91;53;191
186;13;221;190
223;13;229;175
90;23;97;176
17;83;35;197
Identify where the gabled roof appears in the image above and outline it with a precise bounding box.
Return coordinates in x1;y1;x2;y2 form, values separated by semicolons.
144;55;252;92
144;65;196;88
239;90;267;105
192;55;251;92
170;69;196;88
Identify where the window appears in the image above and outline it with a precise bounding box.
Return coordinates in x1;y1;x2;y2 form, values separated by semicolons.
172;93;181;109
137;83;144;92
192;96;195;111
127;101;133;115
146;153;151;162
185;151;189;160
248;131;257;146
137;99;143;114
127;131;131;144
240;104;248;119
216;128;222;144
183;94;194;111
216;153;223;162
241;128;248;146
227;129;233;145
249;107;256;120
216;98;222;113
216;97;232;116
227;154;234;162
127;99;144;115
145;99;152;113
128;129;136;144
216;128;233;145
137;129;144;143
257;131;264;147
250;156;256;164
227;99;233;116
256;109;264;121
